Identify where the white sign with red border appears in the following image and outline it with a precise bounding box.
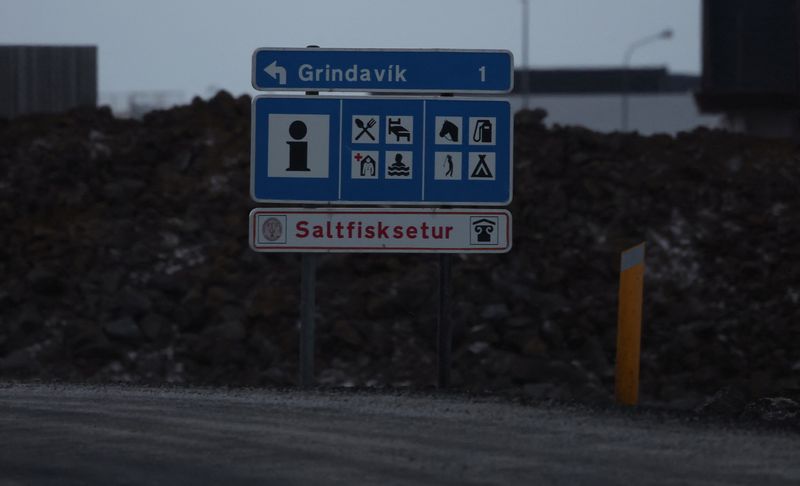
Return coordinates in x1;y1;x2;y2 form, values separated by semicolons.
250;208;512;253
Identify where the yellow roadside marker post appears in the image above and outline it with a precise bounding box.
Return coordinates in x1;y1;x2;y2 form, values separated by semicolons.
615;243;645;406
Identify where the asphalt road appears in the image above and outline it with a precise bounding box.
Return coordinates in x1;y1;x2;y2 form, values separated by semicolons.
0;384;798;485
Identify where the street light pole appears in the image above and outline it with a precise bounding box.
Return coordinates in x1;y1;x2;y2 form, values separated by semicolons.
621;28;673;131
521;0;530;109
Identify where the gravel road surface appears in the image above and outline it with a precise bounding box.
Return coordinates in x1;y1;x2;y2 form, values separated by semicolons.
0;384;798;485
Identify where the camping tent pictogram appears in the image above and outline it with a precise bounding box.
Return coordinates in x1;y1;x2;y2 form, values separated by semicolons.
470;154;493;178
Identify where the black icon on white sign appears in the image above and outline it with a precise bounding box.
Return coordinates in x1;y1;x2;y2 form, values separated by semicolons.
267;114;330;179
258;215;287;244
471;217;498;245
472;119;493;143
387;153;410;177
351;151;378;179
471;154;493;178
355;152;377;176
286;120;309;171
387;118;411;142
439;120;459;142
355;118;376;141
434;152;462;180
262;217;283;242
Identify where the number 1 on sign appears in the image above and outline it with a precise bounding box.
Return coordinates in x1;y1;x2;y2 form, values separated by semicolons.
479;66;486;82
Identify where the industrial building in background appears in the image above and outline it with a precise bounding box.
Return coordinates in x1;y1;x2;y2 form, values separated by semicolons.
696;0;800;137
511;68;720;134
5;1;799;139
0;45;97;118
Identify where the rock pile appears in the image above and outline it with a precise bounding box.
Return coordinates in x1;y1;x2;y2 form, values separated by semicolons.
1;93;798;412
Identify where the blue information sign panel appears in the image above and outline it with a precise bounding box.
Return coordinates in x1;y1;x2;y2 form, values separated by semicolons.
252;48;513;93
251;96;512;205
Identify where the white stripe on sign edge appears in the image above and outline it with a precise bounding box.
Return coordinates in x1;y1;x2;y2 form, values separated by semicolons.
621;243;645;272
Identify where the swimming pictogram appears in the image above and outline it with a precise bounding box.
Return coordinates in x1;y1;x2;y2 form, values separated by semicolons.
385;151;412;179
386;152;411;178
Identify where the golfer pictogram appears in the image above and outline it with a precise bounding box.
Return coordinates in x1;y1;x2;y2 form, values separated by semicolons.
434;152;461;180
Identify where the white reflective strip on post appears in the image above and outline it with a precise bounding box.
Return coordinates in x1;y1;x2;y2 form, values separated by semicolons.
621;243;645;271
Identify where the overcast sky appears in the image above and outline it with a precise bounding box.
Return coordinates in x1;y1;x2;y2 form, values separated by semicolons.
0;0;700;97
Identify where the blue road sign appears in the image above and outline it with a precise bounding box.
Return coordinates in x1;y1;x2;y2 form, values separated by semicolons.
252;48;514;93
251;96;512;205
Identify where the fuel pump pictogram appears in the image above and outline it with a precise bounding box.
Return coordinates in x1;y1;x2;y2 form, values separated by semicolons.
469;117;496;146
472;119;492;143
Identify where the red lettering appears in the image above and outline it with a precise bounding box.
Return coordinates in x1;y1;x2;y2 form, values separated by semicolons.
406;226;417;238
420;222;429;239
296;221;309;238
365;225;375;239
377;222;389;239
393;226;403;238
445;226;453;238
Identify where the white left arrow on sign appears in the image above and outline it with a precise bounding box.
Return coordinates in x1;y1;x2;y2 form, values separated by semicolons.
264;60;287;85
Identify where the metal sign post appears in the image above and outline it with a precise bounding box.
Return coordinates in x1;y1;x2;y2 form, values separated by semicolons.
299;253;316;388
437;254;453;388
299;71;319;388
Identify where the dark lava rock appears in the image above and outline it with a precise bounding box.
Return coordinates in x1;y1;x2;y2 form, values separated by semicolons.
2;94;799;404
26;267;63;295
104;317;143;343
138;313;169;342
742;397;800;422
695;386;750;417
0;347;38;372
117;287;153;318
480;303;510;321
